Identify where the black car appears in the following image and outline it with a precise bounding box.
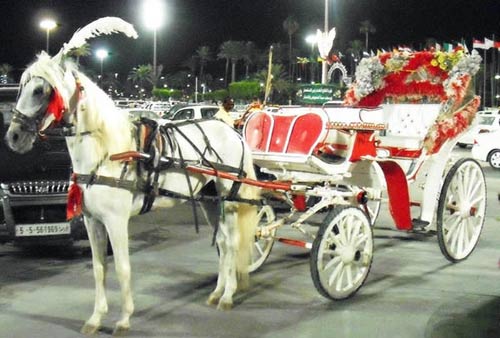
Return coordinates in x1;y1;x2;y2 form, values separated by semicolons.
0;85;86;246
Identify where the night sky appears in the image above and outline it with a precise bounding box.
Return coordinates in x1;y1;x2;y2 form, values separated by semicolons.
1;0;499;80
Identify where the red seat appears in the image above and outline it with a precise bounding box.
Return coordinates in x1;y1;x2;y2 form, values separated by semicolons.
244;111;325;155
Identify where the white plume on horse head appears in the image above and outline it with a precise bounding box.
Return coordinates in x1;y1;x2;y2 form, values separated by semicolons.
61;17;138;55
22;17;138;118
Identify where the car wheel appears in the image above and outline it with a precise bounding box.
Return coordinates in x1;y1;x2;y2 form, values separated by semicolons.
488;150;500;169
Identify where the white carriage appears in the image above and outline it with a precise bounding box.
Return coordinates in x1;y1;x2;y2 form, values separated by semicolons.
242;50;487;300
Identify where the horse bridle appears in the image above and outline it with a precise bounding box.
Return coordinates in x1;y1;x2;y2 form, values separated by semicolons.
11;107;46;133
12;74;84;137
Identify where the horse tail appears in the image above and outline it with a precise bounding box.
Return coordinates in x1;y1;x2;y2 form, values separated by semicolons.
235;166;260;289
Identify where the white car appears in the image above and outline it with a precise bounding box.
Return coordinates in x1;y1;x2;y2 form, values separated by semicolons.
471;129;500;169
164;104;219;121
457;110;500;148
143;101;171;115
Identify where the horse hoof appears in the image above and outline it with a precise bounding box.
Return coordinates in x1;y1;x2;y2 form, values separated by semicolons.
217;301;233;311
206;294;220;306
80;322;99;335
112;325;130;337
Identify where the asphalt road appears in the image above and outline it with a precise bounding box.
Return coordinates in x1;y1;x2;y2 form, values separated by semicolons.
0;148;499;338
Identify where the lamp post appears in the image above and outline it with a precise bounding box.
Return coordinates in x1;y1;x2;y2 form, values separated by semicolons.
142;0;165;85
40;19;57;54
96;49;108;77
321;0;330;84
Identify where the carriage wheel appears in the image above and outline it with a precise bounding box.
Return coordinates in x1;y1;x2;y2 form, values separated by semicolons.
310;206;373;300
436;158;486;262
249;205;276;273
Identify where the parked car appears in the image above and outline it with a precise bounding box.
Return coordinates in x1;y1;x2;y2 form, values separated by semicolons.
0;85;85;247
456;110;500;148
121;108;159;121
164;104;219;121
471;129;500;169
143;101;171;116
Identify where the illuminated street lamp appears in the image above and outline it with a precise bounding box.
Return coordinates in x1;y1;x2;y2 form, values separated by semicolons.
96;49;108;77
40;19;57;54
306;34;317;53
142;0;166;83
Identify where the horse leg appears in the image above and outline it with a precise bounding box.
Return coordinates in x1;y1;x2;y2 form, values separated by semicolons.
81;217;109;335
215;202;240;311
198;200;227;306
105;216;134;335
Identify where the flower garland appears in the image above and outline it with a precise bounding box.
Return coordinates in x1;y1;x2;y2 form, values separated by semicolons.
343;49;482;154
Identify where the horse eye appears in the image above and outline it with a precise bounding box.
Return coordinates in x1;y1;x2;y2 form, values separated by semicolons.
33;86;44;96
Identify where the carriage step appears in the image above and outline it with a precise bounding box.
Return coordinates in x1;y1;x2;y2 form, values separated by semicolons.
411;219;429;229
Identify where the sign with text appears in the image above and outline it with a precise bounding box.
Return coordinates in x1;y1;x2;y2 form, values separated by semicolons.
297;85;335;104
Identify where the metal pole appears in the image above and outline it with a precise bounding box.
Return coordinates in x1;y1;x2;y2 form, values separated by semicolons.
46;30;50;54
321;0;329;84
195;76;198;103
153;29;157;85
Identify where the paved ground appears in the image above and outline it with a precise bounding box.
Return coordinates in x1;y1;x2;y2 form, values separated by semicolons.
0;149;499;338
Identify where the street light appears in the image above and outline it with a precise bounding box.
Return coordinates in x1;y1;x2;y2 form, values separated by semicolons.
39;18;57;54
322;0;330;84
96;49;108;77
142;0;166;83
305;34;318;53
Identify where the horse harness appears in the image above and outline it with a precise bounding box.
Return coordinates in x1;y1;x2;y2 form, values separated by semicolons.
72;118;254;230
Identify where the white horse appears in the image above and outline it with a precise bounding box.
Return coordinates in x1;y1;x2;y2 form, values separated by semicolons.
5;18;259;335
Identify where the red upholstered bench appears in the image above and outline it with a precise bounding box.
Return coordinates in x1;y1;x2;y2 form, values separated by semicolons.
244;111;326;156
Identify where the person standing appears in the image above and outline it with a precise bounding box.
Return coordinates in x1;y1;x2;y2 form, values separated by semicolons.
214;96;235;126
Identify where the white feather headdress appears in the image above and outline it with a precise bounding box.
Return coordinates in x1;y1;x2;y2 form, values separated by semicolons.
61;17;138;55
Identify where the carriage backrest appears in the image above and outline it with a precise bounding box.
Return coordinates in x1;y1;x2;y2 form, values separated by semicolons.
244;111;326;155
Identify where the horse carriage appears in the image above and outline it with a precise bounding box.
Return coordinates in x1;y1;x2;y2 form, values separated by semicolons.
239;49;486;300
4;17;487;335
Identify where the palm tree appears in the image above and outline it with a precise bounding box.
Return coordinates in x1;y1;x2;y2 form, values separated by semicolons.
255;63;289;103
0;63;13;84
218;40;246;86
128;64;154;94
347;40;364;74
283;16;299;80
67;43;91;65
359;20;376;51
195;46;212;82
242;41;258;79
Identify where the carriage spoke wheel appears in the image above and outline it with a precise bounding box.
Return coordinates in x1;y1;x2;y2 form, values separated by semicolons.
249;205;276;273
437;158;486;262
310;207;373;300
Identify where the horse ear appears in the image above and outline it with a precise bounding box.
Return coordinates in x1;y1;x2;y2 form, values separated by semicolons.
51;48;69;70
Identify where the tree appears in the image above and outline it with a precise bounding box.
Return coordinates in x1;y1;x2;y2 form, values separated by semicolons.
347;39;364;73
128;64;154;97
195;46;212;82
67;43;91;65
359;20;376;51
242;41;258;79
255;63;291;104
283;16;299;80
218;40;246;86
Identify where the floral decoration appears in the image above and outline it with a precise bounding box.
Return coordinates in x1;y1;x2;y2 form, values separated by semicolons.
343;48;482;154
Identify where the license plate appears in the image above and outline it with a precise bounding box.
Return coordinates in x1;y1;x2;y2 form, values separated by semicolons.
15;223;71;237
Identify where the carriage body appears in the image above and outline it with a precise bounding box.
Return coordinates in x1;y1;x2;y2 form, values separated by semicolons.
241;50;487;300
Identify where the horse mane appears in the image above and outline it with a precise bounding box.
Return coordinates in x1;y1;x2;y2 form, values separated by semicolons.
22;53;135;164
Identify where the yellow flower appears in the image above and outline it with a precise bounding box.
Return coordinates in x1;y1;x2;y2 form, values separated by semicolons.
431;59;438;67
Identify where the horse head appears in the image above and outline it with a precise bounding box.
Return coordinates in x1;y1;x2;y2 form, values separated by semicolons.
5;53;77;153
6;16;138;154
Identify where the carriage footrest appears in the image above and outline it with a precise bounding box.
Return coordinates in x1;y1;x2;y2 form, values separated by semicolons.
411;219;429;229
